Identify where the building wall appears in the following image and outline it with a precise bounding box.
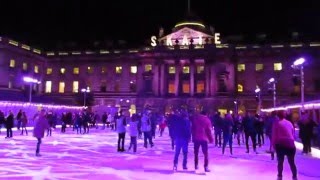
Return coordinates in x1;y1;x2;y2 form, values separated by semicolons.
1;37;320;113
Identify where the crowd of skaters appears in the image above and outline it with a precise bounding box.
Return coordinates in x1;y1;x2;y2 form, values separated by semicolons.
0;106;320;179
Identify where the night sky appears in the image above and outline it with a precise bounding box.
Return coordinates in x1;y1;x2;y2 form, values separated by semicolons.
1;0;319;50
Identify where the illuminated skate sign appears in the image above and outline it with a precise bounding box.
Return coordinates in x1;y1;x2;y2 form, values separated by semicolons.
151;27;221;47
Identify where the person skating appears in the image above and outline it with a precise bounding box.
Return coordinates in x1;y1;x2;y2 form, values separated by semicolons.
272;111;298;180
5;111;14;138
171;109;191;171
243;112;258;154
141;110;154;148
20;112;28;135
116;110;126;152
191;110;213;173
128;114;138;153
33;109;49;157
222;114;234;155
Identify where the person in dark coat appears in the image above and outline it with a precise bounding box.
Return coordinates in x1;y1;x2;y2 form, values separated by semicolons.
243;112;257;153
222;114;234;155
33;109;49;156
16;109;23;130
172;109;191;171
0;110;5;134
298;112;316;154
5;111;14;138
213;111;223;147
255;114;265;147
20;112;28;135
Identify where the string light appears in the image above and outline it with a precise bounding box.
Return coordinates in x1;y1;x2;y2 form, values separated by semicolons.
0;101;82;110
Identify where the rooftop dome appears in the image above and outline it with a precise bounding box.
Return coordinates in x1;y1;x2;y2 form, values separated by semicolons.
174;12;206;30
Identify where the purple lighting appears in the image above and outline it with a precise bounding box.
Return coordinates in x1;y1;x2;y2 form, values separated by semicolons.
293;57;305;66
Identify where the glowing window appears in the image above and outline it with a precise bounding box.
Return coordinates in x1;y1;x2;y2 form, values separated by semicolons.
183;66;190;74
255;64;263;71
116;66;122;74
196;81;205;93
101;67;106;74
45;81;52;93
130;66;137;74
168;81;175;94
237;64;245;72
46;68;52;75
197;66;204;73
182;81;190;93
73;67;79;74
34;65;39;73
9;59;15;68
274;63;282;71
145;64;152;72
237;84;243;92
168;66;176;74
73;81;79;93
59;82;65;93
23;63;28;71
60;68;66;74
87;66;93;74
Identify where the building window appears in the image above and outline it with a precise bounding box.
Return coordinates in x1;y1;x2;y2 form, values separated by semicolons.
34;65;39;73
23;63;28;71
87;66;93;74
274;63;282;71
73;67;79;74
168;66;176;74
196;81;205;93
72;81;79;93
59;82;65;93
130;66;137;74
197;65;204;74
168;80;175;94
183;66;190;74
255;64;263;71
46;68;52;75
237;64;245;72
116;66;122;74
9;59;15;68
182;81;190;93
45;81;52;93
60;68;66;74
101;67;106;74
237;84;243;92
100;80;106;92
130;80;136;92
145;64;152;72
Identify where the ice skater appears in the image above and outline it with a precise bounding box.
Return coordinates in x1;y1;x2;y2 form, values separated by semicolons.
116;110;126;152
20;112;28;135
272;111;297;180
171;109;191;171
222;114;234;155
128;114;138;153
33;109;49;157
191;110;213;172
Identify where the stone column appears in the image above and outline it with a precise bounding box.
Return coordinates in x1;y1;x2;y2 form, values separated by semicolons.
160;63;165;96
210;64;217;96
190;60;195;96
205;60;211;96
137;62;144;94
153;62;160;96
175;60;180;97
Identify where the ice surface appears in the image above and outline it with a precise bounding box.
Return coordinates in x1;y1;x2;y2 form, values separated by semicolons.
0;127;319;180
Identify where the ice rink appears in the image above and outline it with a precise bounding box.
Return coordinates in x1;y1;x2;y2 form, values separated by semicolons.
0;127;319;180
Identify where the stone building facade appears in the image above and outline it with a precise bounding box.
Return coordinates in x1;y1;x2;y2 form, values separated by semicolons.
0;21;320;114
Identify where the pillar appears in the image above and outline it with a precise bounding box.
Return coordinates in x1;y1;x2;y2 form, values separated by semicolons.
190;60;195;96
175;60;180;97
